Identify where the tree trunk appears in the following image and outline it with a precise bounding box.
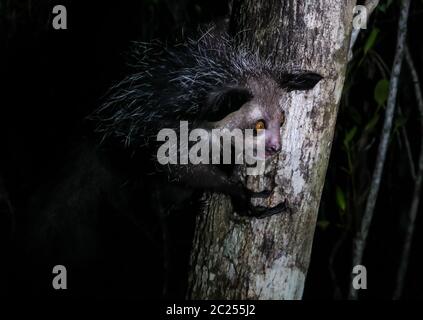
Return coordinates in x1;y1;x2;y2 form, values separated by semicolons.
188;0;356;300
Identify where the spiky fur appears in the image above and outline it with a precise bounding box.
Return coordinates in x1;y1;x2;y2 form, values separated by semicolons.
90;27;286;148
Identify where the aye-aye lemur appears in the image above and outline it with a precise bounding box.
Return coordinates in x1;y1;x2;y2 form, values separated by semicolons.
91;28;323;218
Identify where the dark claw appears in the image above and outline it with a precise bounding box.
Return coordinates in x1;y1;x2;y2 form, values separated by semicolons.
247;200;287;219
230;182;288;219
250;190;272;199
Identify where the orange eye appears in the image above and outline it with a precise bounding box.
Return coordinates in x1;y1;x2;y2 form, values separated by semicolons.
255;120;265;131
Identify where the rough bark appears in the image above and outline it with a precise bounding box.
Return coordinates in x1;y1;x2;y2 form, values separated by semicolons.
188;0;356;300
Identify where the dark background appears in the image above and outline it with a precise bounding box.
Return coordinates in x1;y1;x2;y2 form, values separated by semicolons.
0;0;422;299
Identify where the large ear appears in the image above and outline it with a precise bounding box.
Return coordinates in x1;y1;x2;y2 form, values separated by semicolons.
203;86;253;122
280;71;323;92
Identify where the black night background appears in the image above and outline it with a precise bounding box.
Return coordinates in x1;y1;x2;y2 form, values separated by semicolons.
1;0;423;301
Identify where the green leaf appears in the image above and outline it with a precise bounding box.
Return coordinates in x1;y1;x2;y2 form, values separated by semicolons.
349;107;363;125
378;0;394;13
336;186;347;212
364;28;380;55
394;115;408;132
365;113;380;132
317;220;330;231
374;79;390;106
343;127;357;148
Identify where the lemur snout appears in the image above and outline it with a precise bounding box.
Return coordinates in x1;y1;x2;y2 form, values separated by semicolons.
266;143;281;156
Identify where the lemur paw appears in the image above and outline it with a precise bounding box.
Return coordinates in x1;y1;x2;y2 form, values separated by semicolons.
246;200;287;219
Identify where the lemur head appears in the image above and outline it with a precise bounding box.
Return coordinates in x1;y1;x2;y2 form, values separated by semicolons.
209;71;323;158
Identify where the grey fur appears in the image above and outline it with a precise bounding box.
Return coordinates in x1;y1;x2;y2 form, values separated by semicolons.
90;27;284;147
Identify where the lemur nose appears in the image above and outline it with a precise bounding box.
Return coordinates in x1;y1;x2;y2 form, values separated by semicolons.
266;144;281;154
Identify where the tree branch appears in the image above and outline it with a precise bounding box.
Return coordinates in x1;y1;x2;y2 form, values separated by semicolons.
348;0;411;300
393;44;423;300
348;0;380;61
